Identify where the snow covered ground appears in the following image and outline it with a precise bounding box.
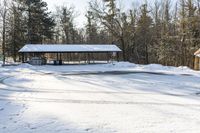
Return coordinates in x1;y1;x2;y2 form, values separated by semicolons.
0;62;200;133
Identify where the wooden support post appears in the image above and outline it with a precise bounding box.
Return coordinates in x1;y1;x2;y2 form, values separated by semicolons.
22;53;25;63
117;52;119;62
107;52;109;63
78;53;81;64
68;53;70;63
60;53;62;65
92;53;95;63
60;53;62;60
88;53;90;64
194;56;199;70
24;53;27;63
57;53;59;61
69;53;71;63
84;53;87;64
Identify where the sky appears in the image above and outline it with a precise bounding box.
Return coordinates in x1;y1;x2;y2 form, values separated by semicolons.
44;0;137;28
43;0;173;28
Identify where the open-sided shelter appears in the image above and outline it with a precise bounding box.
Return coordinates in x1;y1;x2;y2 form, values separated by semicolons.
19;44;122;65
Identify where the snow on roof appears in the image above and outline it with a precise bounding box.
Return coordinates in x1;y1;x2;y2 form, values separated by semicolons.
194;49;200;56
196;54;200;57
19;44;122;53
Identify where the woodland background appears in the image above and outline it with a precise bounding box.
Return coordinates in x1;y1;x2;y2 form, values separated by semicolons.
0;0;200;67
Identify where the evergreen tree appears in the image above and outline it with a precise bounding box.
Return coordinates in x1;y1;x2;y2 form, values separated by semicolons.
6;2;27;61
21;0;55;44
60;7;71;43
136;4;153;64
55;5;79;44
85;11;98;44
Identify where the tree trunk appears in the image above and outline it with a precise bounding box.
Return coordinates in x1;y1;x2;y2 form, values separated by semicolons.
2;11;6;66
145;37;149;64
120;37;126;61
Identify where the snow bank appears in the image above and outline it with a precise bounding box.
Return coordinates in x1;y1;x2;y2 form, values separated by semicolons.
143;64;171;70
2;61;199;76
18;63;34;69
107;62;198;76
111;62;137;68
134;63;199;76
141;64;193;72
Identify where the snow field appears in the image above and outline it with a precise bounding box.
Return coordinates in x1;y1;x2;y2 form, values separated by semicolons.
0;62;200;133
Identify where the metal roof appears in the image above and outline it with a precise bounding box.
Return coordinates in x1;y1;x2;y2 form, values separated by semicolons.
19;44;122;53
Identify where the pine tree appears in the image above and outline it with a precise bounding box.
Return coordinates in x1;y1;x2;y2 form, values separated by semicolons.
136;4;153;64
85;11;98;44
61;7;71;43
21;0;55;44
6;2;27;61
56;5;78;44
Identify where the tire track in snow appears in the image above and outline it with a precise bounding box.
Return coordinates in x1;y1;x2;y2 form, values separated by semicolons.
0;87;194;96
0;94;199;107
0;75;199;99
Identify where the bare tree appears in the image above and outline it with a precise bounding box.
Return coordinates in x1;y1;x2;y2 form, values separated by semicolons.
89;0;129;61
0;0;8;66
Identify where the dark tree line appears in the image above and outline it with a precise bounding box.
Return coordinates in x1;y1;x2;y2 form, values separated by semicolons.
0;0;200;68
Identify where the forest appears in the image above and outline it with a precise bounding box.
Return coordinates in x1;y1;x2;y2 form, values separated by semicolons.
0;0;200;68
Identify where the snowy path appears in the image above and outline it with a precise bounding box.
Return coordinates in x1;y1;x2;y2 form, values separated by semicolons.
0;63;200;133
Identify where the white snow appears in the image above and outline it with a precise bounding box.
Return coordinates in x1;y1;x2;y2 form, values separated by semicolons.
19;44;122;53
195;54;200;57
0;62;200;133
